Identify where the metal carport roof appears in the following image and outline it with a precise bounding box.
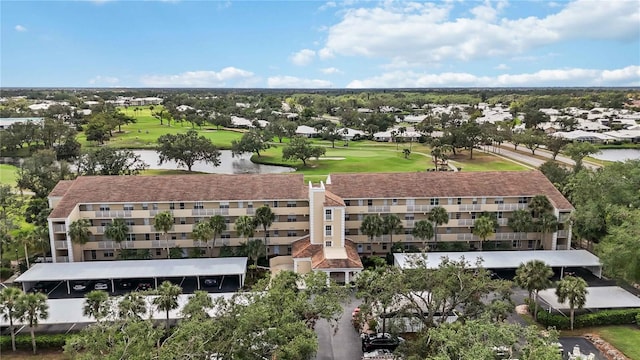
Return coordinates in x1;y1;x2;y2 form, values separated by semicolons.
538;286;640;310
15;257;248;282
393;250;601;275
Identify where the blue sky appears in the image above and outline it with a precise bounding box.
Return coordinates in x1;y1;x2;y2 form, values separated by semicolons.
2;0;639;88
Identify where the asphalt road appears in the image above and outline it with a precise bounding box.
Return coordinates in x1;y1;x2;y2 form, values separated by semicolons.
559;337;606;360
490;144;602;170
315;295;363;360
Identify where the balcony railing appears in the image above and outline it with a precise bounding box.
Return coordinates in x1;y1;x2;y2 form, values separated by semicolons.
407;205;434;212
405;220;415;228
246;208;255;215
54;240;68;249
97;241;115;249
456;233;476;241
150;210;173;216
557;230;568;238
458;219;475;226
191;208;229;216
494;233;520;241
152;240;176;248
95;226;106;234
459;204;481;211
53;224;66;233
95;210;131;218
368;206;390;213
57;256;69;263
497;218;508;226
497;203;528;211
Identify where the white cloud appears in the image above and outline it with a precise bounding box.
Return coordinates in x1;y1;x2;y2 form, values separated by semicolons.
290;49;316;66
320;67;342;74
88;75;120;85
267;76;332;88
315;0;639;65
319;1;336;11
346;65;640;88
494;63;510;70
139;67;256;87
15;25;27;32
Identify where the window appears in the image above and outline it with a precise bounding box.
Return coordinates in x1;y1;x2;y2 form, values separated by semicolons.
124;204;134;211
325;240;333;247
220;202;229;209
171;234;177;240
194;202;204;209
345;229;351;235
358;199;364;206
457;198;462;205
152;203;158;210
125;219;135;226
127;234;135;241
471;213;477;219
430;198;439;206
85;204;94;211
367;199;373;206
181;233;187;240
273;201;278;208
405;214;414;220
287;215;297;222
99;204;110;211
104;251;114;258
169;203;175;210
287;201;297;208
345;214;351;221
265;231;270;238
446;227;452;234
221;234;231;239
455;212;461;219
527;240;534;249
325;209;332;221
325;225;332;236
145;234;150;241
156;249;162;256
512;240;521;248
382;243;387;250
287;246;292;255
144;218;150;225
91;250;97;260
179;202;185;210
155;233;160;241
142;203;148;210
179;218;186;225
287;231;297;237
392;199;398;205
247;202;253;209
472;198;478;205
494;198;504;204
497;211;503;219
273;230;279;237
518;197;529;204
344;200;351;206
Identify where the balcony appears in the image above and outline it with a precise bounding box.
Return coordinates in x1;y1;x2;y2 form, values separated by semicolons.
459;204;481;211
497;218;508;226
404;220;415;228
152;240;176;248
368;206;390;213
150;209;173;216
458;219;475;226
407;205;434;212
557;230;568;238
191;208;229;216
56;256;69;263
97;241;116;249
54;240;68;249
497;203;528;211
246;208;256;215
494;233;520;241
456;233;477;241
53;224;66;233
95;210;132;218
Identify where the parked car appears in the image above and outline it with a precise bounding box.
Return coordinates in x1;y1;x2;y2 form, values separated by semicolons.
72;281;89;292
28;282;51;294
94;281;109;290
203;277;221;287
136;282;152;291
363;349;398;359
116;280;133;290
361;333;405;352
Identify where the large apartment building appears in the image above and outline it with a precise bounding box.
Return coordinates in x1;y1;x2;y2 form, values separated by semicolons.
47;171;573;280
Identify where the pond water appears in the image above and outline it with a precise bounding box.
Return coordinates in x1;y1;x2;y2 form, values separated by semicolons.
133;150;294;174
590;149;640;162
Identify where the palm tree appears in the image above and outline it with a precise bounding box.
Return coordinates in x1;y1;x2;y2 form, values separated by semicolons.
104;218;129;253
244;238;266;266
514;260;554;320
430;144;453;171
536;213;558;250
508;209;533;243
235;215;256;243
0;287;24;351
192;221;213;257
83;290;110;322
153;211;174;259
360;214;382;256
381;214;403;255
153;281;182;331
529;195;552;218
14;228;37;269
68;219;92;262
208;215;227;257
412;219;434;251
16;292;49;354
118;292;147;320
254;206;275;248
472;215;495;250
555;276;588;330
428;206;449;245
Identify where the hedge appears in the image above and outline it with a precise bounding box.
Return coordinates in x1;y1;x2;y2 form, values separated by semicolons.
0;267;14;280
0;333;69;351
534;307;640;330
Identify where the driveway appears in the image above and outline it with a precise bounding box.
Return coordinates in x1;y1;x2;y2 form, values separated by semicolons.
559;337;606;360
315;295;363;360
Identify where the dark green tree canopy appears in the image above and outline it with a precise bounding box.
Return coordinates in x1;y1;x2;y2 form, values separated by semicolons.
156;129;220;172
282;136;326;166
77;147;148;176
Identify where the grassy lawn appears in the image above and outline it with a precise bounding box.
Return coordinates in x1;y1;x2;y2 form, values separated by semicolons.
448;152;529;172
0;164;19;187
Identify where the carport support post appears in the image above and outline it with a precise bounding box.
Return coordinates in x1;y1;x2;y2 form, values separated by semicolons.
560;267;564;279
111;279;115;293
154;277;158;289
67;280;71;295
196;276;200;290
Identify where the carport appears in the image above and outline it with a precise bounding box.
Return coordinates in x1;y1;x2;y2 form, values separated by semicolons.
15;257;248;294
538;286;640;314
393;250;603;278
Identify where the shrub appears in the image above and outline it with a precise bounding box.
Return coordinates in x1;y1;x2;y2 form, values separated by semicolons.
0;267;14;280
534;307;640;330
636;313;640;327
0;333;69;351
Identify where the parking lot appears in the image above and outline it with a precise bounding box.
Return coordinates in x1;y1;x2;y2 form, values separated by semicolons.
30;274;242;299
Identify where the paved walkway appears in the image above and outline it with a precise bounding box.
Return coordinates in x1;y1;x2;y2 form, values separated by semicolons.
315;295;363;360
485;144;602;170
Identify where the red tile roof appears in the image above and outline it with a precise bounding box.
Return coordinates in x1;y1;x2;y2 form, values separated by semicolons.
49;174;308;218
292;237;363;270
326;170;573;210
49;180;74;197
324;190;345;207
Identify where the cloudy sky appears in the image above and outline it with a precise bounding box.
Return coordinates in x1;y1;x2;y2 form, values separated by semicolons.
2;0;639;88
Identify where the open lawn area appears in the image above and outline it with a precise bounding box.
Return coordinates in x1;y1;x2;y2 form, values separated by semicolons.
447;152;529;172
0;164;19;186
78;107;243;149
562;325;640;360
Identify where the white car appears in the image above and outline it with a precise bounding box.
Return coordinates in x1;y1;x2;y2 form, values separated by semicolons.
94;282;109;290
72;282;87;292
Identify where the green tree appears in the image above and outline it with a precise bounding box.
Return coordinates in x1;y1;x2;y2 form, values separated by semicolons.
153;281;182;331
157;130;221;172
473;215;495;250
84;115;111;144
243;238;266;267
536;213;558;250
354;267;400;335
508;209;533;242
208;215;226;257
360;214;382;256
564;141;599;171
154;211;174;259
545;136;568;160
13;227;37;269
520;129;544;155
381;214;403;255
597;208;640;283
16;292;49;354
83;290;111;322
235;215;256;241
68;219;92;262
0;185;22;251
192;221;213;256
428;206;449;245
104;218;129;252
555;276;587;330
514;260;554;320
412;219;434;250
539;161;571;189
254;205;276;247
281;136;326;166
117;292;147;320
17;149;75;198
231;129;272;157
529;195;553;218
181;290;214;320
0;287;24;351
76;147;148;176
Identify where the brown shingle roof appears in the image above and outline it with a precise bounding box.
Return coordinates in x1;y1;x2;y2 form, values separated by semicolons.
49;174;307;219
326;170;573;210
49;180;74;197
324;190;345;207
292;237;363;270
